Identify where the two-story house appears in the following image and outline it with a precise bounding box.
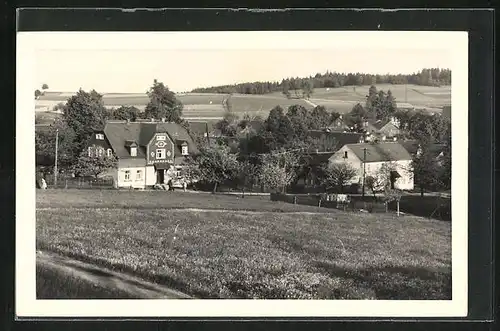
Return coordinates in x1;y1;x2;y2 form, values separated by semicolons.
87;119;198;189
329;141;414;191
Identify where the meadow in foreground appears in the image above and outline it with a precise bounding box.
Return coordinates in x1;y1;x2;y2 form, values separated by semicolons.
36;190;451;300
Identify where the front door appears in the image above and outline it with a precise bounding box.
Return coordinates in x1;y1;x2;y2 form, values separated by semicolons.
157;169;165;184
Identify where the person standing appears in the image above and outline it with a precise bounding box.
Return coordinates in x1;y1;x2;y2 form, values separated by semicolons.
41;177;47;190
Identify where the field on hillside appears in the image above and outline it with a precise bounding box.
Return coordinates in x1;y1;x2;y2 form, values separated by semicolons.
36;189;451;299
269;84;451;113
35;111;62;124
35;84;450;122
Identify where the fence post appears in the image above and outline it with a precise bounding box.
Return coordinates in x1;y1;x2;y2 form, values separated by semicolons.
90;180;92;188
65;180;68;189
293;195;297;204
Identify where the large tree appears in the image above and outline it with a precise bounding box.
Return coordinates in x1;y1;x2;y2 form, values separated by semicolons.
62;89;109;153
72;144;118;178
144;79;184;122
264;106;295;150
215;109;240;137
309;105;331;130
345;103;367;132
258;149;300;193
185;143;239;193
236;160;260;197
319;162;357;193
35;118;77;169
286;104;310;140
412;140;444;196
112;106;141;121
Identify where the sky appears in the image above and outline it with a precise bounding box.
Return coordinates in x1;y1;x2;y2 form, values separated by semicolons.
29;32;455;94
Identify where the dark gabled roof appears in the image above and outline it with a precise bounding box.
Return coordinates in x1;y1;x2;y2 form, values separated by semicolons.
188;121;216;136
124;140;138;147
429;144;447;157
302;152;336;166
249;120;265;133
400;140;447;158
104;122;144;158
103;121;198;159
345;142;412;163
308;130;364;151
366;119;392;131
400;140;419;155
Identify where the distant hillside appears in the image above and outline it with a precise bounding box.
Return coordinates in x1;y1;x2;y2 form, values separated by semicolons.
35;83;450;127
190;68;452;95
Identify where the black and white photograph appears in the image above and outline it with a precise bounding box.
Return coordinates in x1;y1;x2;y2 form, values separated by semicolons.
16;29;469;318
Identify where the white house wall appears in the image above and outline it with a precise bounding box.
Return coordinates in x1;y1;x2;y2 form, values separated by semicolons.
116;159;156;188
329;145;363;183
361;160;414;190
329;146;414;190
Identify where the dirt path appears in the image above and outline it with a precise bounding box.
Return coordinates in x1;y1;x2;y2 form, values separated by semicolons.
36;251;191;299
302;98;318;107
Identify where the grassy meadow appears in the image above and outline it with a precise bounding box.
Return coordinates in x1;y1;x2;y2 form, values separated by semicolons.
36;189;451;300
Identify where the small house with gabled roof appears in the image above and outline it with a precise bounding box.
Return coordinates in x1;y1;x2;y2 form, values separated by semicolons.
363;117;401;138
329;141;414;190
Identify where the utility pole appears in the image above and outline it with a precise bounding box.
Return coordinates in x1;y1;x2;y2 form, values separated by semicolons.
54;128;59;187
362;147;367;198
205;122;210;145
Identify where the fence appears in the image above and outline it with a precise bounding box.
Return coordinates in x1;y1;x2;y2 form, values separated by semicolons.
270;192;451;220
270;193;385;212
388;195;451;221
39;175;115;190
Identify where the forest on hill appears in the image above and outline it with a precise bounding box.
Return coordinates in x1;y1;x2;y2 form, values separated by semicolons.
191;68;451;95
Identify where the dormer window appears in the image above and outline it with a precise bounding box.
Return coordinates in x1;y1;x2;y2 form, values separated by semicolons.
107;149;112;157
96;133;104;140
344;151;348;159
125;140;138;157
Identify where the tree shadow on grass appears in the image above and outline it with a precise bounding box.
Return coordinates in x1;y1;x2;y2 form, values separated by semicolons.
314;261;452;300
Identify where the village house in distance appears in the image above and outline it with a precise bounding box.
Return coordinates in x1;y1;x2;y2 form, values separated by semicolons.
330;142;414;190
87;118;198;189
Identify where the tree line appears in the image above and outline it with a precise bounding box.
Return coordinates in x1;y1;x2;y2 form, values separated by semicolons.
190;68;451;95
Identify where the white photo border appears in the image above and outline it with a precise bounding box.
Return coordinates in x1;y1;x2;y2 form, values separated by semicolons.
16;31;468;318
